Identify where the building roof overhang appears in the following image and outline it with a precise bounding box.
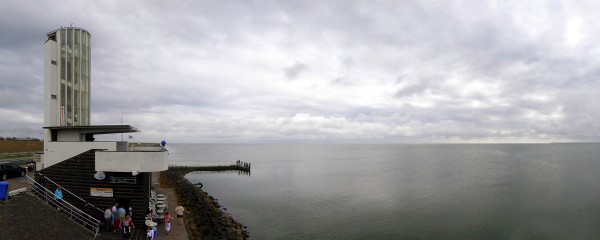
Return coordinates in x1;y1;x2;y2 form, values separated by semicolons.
46;27;91;37
43;125;139;135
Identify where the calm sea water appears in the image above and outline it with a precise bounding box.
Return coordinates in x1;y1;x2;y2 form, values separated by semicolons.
168;143;600;240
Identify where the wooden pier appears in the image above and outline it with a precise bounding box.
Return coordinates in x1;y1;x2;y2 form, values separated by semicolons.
167;161;251;174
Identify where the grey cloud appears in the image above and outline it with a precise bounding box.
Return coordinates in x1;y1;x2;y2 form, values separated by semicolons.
284;62;308;79
4;0;600;142
394;79;434;97
341;57;354;68
331;77;357;86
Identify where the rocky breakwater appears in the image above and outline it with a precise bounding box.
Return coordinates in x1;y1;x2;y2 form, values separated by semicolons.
161;166;250;240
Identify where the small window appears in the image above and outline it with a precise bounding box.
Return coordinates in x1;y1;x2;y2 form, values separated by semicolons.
51;94;57;100
51;60;57;65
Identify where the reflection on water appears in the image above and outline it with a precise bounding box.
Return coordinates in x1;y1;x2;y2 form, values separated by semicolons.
173;143;600;240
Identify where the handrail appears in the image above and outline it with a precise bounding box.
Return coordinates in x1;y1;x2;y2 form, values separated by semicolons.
35;172;104;214
26;175;100;239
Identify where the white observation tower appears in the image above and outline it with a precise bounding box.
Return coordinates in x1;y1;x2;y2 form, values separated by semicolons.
44;27;91;128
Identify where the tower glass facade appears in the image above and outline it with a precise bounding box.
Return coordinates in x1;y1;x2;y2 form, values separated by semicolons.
45;27;91;126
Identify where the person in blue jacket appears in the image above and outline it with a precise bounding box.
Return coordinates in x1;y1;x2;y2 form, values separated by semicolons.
54;185;63;210
54;185;63;200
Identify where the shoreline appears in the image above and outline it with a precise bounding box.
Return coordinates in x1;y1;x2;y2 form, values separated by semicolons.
160;165;250;239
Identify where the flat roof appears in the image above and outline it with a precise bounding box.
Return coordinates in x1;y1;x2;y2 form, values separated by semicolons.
42;125;139;135
46;27;91;37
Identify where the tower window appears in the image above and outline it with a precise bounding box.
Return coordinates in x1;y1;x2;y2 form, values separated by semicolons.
51;60;57;65
51;94;57;100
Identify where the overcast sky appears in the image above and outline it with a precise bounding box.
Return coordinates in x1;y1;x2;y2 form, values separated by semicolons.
2;0;600;143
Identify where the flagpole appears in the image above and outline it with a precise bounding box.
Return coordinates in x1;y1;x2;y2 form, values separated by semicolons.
120;115;123;141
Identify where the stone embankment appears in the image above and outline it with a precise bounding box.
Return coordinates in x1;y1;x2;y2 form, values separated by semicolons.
161;165;250;240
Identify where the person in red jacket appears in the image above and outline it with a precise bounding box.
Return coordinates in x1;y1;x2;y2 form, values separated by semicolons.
164;211;174;234
120;215;135;237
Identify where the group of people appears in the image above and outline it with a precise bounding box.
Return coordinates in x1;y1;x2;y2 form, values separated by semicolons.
236;160;251;168
54;186;137;238
46;173;187;239
53;183;187;239
146;211;172;239
145;203;185;239
103;203;135;237
97;202;185;239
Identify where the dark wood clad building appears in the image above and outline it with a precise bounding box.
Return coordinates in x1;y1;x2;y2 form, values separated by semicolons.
39;149;152;226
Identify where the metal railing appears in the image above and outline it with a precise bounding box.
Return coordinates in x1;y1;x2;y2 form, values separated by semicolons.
35;172;104;214
26;175;100;239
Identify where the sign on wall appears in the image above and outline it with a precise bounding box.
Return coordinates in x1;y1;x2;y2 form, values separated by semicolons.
109;176;137;184
90;187;113;197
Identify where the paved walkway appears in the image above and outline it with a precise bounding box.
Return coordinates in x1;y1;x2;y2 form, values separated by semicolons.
7;171;34;191
151;171;189;240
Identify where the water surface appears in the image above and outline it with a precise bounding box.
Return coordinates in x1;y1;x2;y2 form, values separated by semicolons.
169;143;600;239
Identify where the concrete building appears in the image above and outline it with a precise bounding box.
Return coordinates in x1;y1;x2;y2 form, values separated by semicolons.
44;27;91;127
40;27;168;226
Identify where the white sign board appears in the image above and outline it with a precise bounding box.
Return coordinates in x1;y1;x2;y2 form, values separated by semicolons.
90;187;113;197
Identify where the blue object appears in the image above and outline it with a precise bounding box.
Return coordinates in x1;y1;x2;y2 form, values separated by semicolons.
160;140;166;147
54;188;63;200
0;181;9;201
